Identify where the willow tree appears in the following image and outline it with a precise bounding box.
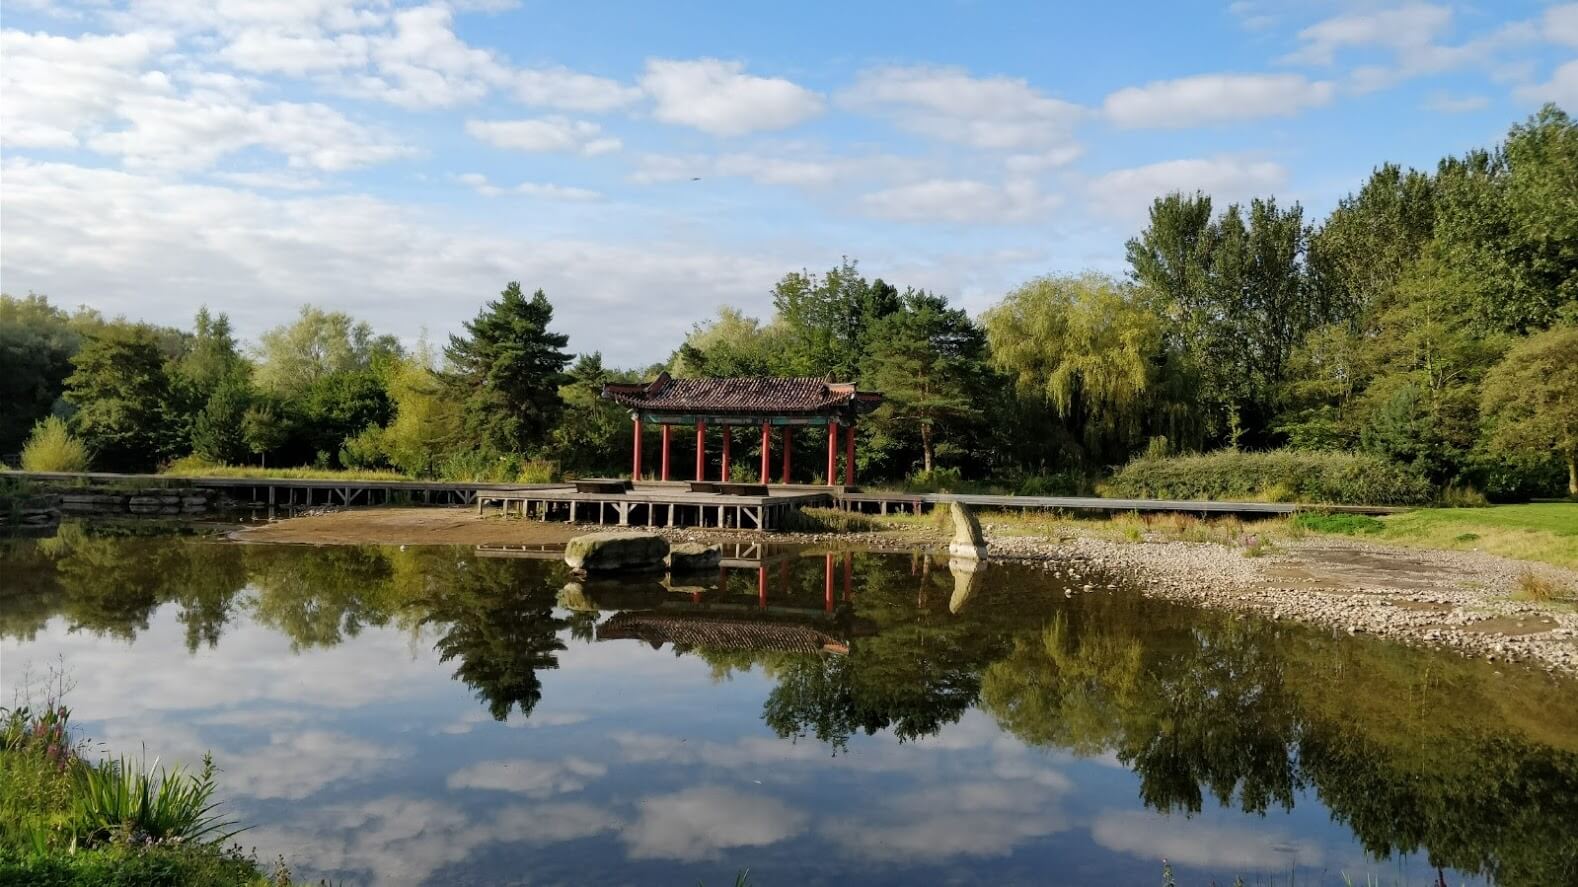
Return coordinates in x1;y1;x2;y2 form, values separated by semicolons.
982;273;1191;466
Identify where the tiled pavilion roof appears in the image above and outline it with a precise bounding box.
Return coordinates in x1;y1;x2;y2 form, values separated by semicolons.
602;373;881;418
595;612;843;653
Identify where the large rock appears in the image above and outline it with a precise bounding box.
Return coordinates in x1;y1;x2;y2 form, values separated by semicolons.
564;531;669;573
947;501;988;559
666;542;722;572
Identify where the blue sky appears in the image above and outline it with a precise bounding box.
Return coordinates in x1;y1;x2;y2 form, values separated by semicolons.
2;1;1574;366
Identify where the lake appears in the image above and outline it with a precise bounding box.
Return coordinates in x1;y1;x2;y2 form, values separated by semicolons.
2;526;1575;886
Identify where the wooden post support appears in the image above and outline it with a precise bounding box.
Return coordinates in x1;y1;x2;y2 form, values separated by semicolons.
758;566;768;609
721;426;732;481
781;426;793;484
826;421;838;487
660;425;672;481
759;422;771;484
632;417;643;479
824;553;835;612
695;422;706;481
844;421;856;486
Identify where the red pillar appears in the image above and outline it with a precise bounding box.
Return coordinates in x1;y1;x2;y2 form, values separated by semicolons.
721;426;732;481
757;566;767;609
660;425;671;481
824;553;835;612
781;427;793;484
759;422;771;484
694;422;706;481
632;417;643;479
844;421;856;486
826;421;838;487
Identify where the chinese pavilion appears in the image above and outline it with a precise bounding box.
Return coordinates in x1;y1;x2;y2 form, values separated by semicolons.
601;374;882;485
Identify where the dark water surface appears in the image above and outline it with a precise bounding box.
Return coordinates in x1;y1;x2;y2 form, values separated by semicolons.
2;527;1576;886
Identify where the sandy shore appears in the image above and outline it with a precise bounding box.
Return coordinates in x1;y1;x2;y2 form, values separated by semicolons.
234;506;1578;676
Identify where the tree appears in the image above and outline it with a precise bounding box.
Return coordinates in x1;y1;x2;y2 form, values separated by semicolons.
178;307;243;394
669;308;781;378
191;372;253;464
1307;163;1437;325
770;258;900;379
1481;327;1578;495
298;369;394;464
381;345;464;476
0;294;84;453
548;353;638;475
63;325;180;470
254;305;401;394
983;274;1189;467
445;283;572;455
242;403;290;467
20;415;89;472
863;290;989;473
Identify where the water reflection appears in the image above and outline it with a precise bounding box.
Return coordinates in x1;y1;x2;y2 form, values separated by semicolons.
2;528;1576;886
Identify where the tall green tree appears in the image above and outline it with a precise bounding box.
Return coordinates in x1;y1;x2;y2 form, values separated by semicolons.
863;291;989;473
445;283;572;455
0;294;83;453
549;353;637;474
770;258;900;379
1480;327;1578;495
63;325;181;470
190;372;252;464
669;308;781;378
254;305;401;394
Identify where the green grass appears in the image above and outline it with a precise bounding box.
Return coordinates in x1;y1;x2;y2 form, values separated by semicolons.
1302;503;1578;569
161;457;412;482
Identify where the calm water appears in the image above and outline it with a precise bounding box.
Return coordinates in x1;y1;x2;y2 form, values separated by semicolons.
2;526;1576;887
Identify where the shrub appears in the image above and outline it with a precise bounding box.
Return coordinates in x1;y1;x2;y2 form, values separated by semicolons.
1104;449;1433;506
903;467;965;493
19;418;89;473
1514;571;1573;602
72;754;241;846
1438;483;1489;508
338;425;390;471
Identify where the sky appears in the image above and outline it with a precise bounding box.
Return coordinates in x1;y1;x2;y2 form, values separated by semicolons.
2;1;1575;367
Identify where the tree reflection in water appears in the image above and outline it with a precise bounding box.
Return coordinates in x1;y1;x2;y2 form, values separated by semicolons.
3;529;1575;885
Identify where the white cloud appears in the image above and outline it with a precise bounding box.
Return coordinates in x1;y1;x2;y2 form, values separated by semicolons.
641;58;824;136
1549;4;1578;47
840;65;1083;150
446;757;606;797
1285;4;1538;93
623;786;808;861
458;173;602;201
1286;3;1455;66
1103;74;1334;128
218;28;370;75
823;780;1070;862
465;116;621;155
1091;810;1324;871
0;159;788;367
352;3;510;108
1516;60;1578;107
514;66;641;111
629;150;907;189
1086;156;1287;222
1422;92;1489;113
0;27;408;171
858;178;1058;225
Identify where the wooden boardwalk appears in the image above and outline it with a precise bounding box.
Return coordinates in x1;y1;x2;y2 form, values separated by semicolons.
5;470;1403;528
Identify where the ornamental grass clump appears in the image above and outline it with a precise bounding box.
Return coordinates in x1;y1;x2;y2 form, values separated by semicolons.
19;416;89;473
1105;449;1433;506
72;753;242;846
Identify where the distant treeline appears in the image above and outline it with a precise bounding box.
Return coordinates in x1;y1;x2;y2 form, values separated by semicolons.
2;105;1575;497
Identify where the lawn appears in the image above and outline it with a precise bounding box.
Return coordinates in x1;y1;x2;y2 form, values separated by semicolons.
1315;502;1578;569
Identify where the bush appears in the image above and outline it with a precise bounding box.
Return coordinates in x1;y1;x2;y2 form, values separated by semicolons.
337;425;390;471
1105;449;1433;506
19;418;89;473
903;467;965;493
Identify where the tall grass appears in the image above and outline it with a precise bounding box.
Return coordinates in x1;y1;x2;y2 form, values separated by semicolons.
162;455;411;482
72;753;243;845
19;417;89;473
